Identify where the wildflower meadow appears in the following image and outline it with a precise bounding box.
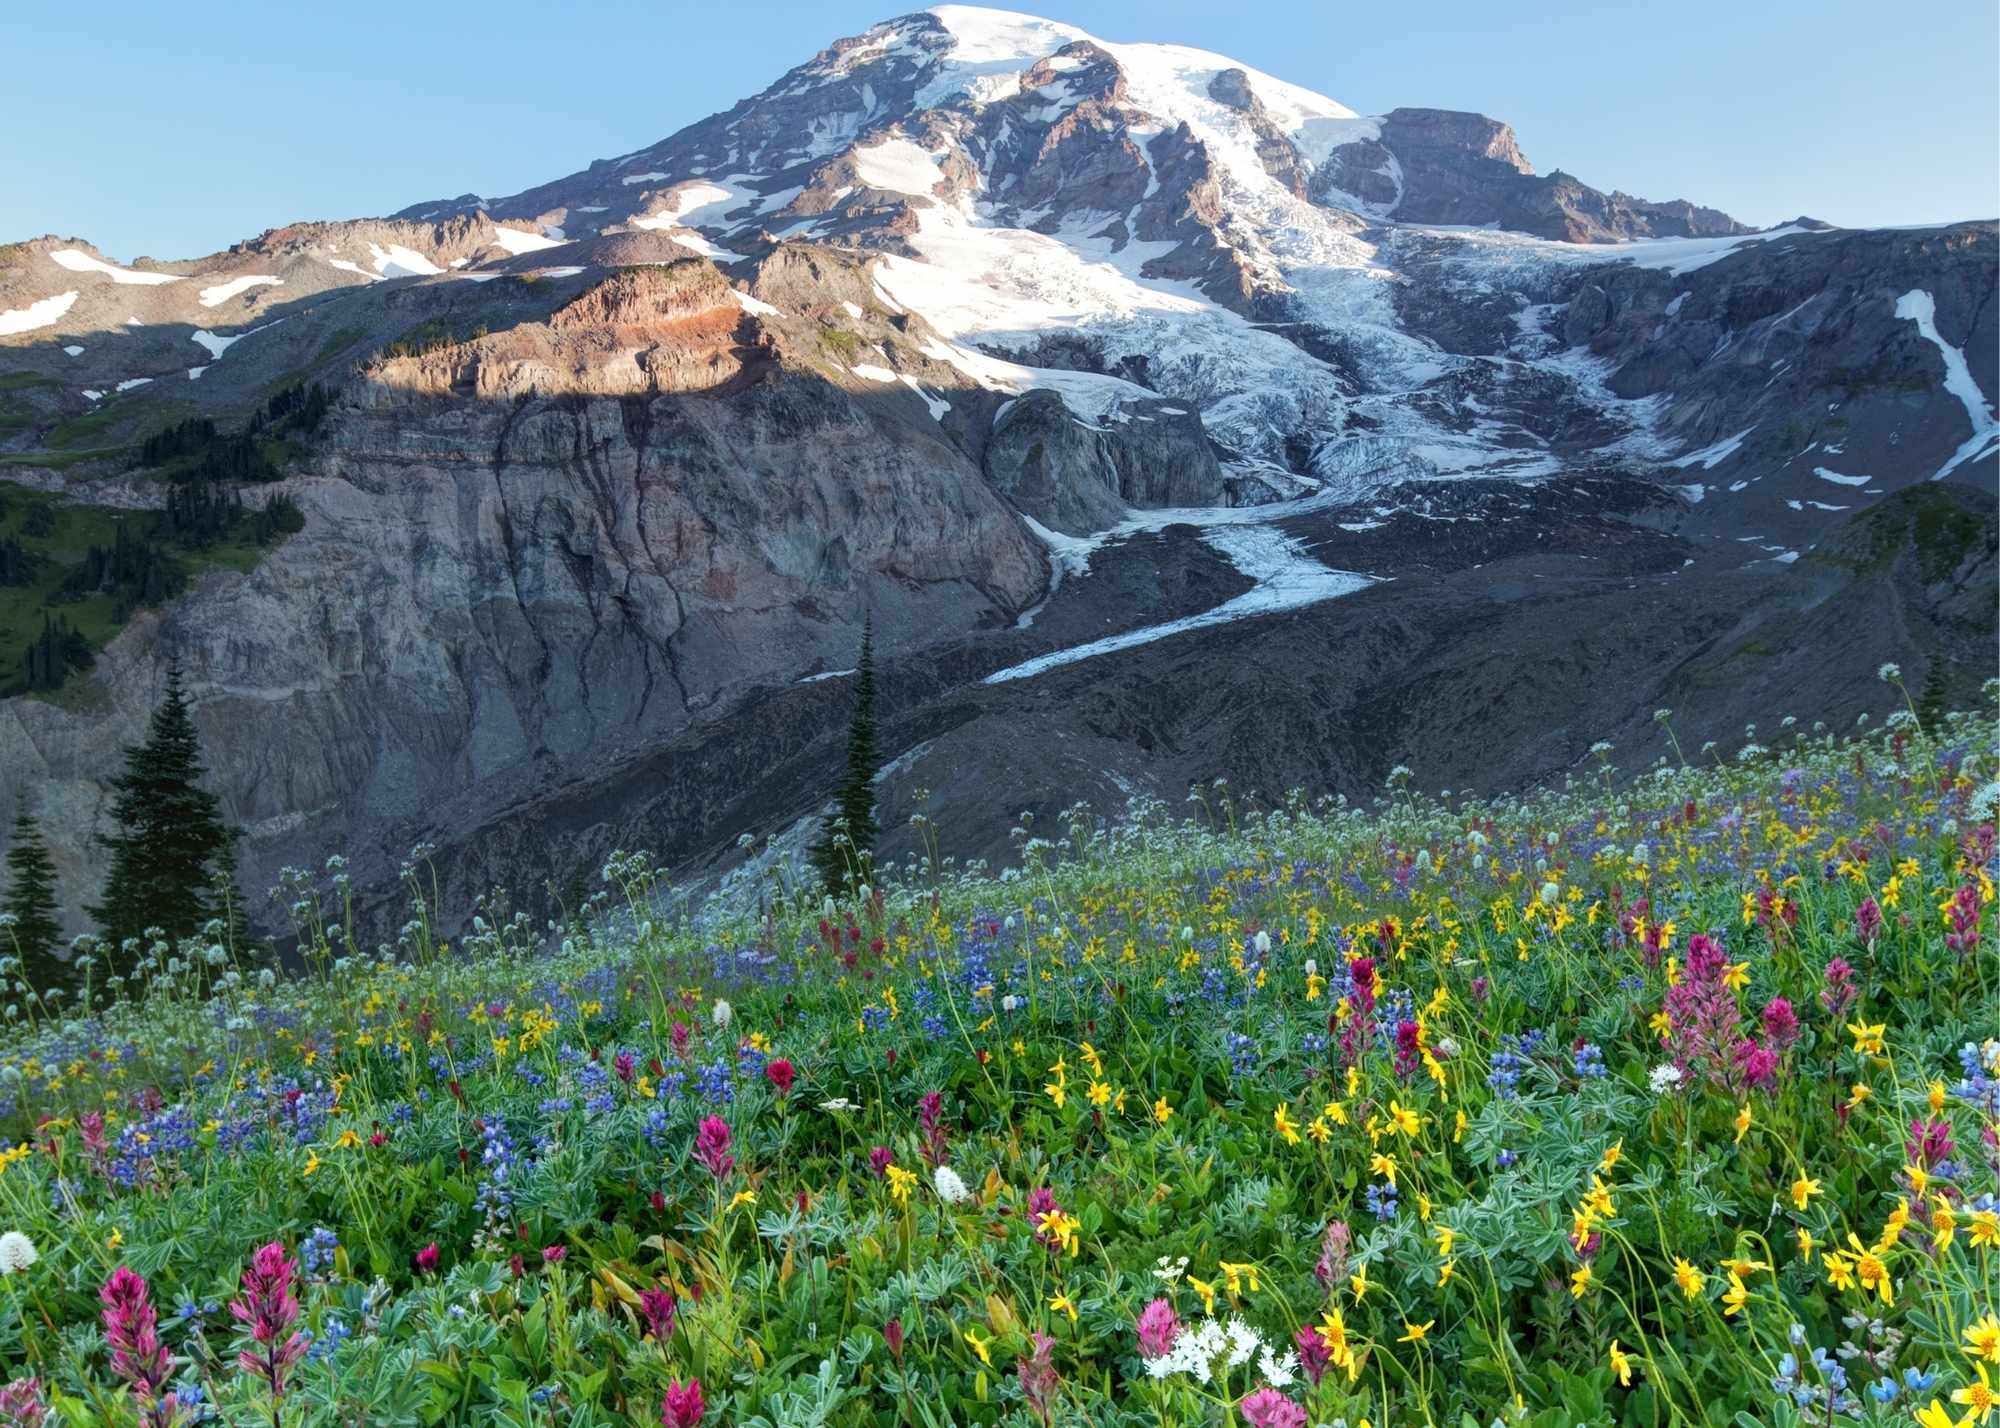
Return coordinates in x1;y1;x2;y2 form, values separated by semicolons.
0;682;1994;1427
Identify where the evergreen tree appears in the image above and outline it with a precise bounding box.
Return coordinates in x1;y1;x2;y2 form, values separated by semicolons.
90;662;237;954
2;809;68;995
809;615;882;895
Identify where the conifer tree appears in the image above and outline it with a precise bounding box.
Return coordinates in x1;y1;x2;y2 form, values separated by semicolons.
809;615;882;895
90;662;237;954
2;809;67;995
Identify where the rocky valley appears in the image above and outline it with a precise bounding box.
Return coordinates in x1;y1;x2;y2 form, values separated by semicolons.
1;5;1993;943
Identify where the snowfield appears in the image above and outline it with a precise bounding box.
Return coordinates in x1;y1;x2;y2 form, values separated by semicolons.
197;275;282;307
50;249;182;285
0;291;79;337
988;510;1373;682
1895;288;2000;480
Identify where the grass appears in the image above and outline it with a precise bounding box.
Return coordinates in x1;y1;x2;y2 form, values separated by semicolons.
0;480;275;694
0;688;1992;1426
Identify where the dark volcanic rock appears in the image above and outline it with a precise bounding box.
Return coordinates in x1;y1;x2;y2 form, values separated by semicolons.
1318;107;1753;241
982;389;1228;533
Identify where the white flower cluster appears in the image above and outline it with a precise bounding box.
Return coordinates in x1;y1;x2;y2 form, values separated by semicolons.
1143;1315;1299;1387
711;999;733;1030
932;1165;971;1204
1648;1064;1684;1095
0;1231;37;1273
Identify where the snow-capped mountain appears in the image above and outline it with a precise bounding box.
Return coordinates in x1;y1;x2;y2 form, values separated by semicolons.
0;7;1993;940
387;4;1993;527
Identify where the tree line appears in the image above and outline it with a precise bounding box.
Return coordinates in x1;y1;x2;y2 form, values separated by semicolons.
4;615;891;1000
4;664;241;997
8;385;325;696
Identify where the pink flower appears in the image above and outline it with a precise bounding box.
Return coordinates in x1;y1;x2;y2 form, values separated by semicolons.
867;1145;892;1178
1944;882;1984;956
1664;932;1746;1088
100;1266;180;1426
1907;1116;1955;1167
669;1021;692;1056
693;1117;735;1179
541;1245;567;1265
1311;1220;1351;1289
1731;1039;1779;1091
1819;957;1857;1017
1293;1325;1332;1384
1135;1297;1181;1359
1017;1332;1059;1425
884;1317;905;1361
414;1242;440;1275
640;1288;677;1342
0;1376;47;1427
661;1376;706;1428
1855;897;1883;946
229;1241;307;1401
765;1059;795;1095
918;1090;950;1166
1759;997;1800;1052
1241;1387;1310;1428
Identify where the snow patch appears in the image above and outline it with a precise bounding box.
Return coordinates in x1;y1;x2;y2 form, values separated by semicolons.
731;289;779;317
367;243;444;278
1894;288;2000;480
0;291;78;336
489;225;568;255
1670;426;1754;470
50;249;182;285
853;135;945;195
197;275;282;307
189;321;279;362
669;231;746;261
1813;467;1871;487
989;507;1373;681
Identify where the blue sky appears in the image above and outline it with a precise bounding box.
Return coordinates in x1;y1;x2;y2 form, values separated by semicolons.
3;0;1993;261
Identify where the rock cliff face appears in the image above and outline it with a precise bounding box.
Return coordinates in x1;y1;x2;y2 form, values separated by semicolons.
0;6;1992;942
1;255;1047;929
982;390;1226;532
1315;108;1754;240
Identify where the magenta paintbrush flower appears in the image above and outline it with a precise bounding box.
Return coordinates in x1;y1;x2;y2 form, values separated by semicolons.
99;1266;181;1426
640;1287;677;1342
661;1376;706;1427
693;1117;735;1179
229;1240;308;1404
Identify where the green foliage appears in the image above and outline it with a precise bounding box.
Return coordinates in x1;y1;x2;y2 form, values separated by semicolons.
89;662;238;950
818;325;863;362
0;702;1990;1426
808;615;881;894
380;321;489;361
1;809;66;995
